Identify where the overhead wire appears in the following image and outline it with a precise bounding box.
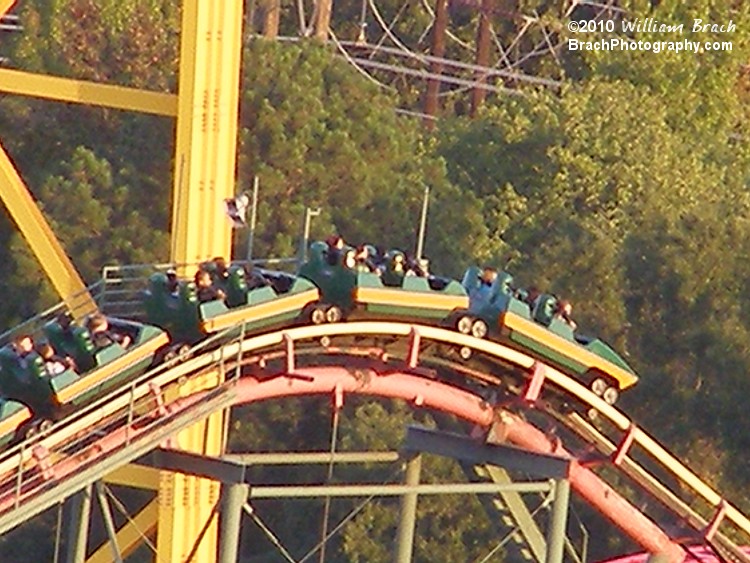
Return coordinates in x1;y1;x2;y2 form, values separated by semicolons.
419;0;474;50
328;31;397;91
244;503;299;563
367;0;428;63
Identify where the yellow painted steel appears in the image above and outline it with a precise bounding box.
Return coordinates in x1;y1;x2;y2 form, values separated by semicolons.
0;69;177;116
85;498;159;563
105;464;160;491
0;0;15;18
157;0;243;557
0;143;97;319
201;288;320;332
169;0;244;270
157;368;226;562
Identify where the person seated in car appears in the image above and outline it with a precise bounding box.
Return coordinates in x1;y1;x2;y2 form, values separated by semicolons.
325;234;346;266
211;257;231;285
35;342;74;376
470;266;497;301
244;263;270;290
10;334;35;370
165;269;180;297
523;286;541;309
195;270;226;303
405;254;427;277
87;314;132;350
354;244;378;273
554;300;578;331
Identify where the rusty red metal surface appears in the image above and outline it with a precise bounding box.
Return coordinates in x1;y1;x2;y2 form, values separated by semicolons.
233;366;686;562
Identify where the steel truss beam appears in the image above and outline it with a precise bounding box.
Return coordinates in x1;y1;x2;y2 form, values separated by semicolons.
0;385;234;536
404;425;570;479
0;69;177;116
0;143;97;318
85;499;158;563
138;448;247;484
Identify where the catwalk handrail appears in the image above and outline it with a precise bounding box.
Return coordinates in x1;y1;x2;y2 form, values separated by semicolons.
0;321;746;550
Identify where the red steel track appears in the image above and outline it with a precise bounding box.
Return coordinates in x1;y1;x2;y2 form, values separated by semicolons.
0;322;747;562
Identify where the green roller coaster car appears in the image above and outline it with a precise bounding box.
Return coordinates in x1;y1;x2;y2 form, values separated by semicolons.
462;266;638;401
0;398;32;447
298;241;473;326
143;265;320;340
0;317;168;417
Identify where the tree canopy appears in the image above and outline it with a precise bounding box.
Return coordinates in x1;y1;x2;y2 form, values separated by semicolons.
2;0;750;559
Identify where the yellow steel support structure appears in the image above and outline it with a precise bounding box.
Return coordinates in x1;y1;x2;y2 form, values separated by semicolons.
85;499;159;563
157;369;228;561
105;464;161;490
158;0;243;558
0;69;177;116
0;0;15;18
170;0;243;269
2;0;243;558
0;143;97;319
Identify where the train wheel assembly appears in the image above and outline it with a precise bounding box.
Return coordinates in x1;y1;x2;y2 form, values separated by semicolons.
456;315;473;335
603;386;619;405
310;306;327;325
458;346;473;360
470;319;488;339
591;377;608;396
325;305;342;324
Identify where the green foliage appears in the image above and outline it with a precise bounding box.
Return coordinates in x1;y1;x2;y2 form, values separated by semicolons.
237;39;485;274
3;0;750;558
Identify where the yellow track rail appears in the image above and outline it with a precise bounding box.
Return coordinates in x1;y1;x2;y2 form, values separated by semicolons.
0;322;746;555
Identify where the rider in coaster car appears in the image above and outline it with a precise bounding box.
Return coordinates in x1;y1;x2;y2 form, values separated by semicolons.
354;244;378;273
35;342;75;376
195;270;227;303
87;314;132;350
10;334;35;370
472;266;497;300
166;269;180;297
404;253;427;277
325;235;346;266
554;300;577;331
342;248;357;270
381;250;406;286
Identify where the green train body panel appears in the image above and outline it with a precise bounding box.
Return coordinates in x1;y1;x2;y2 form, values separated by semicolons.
509;331;588;375
62;319;165;408
0;399;25;418
355;272;467;320
299;242;469;322
464;266;637;385
146;265;318;340
143;273;203;343
0;399;29;447
298;242;357;311
199;272;317;334
1;317;165;414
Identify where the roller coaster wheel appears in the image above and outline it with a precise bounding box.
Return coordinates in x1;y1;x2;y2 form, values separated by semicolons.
591;378;608;396
310;306;327;325
586;408;599;421
320;336;331;347
459;346;472;360
325;305;342;324
603;386;619;405
456;315;473;335
471;319;488;339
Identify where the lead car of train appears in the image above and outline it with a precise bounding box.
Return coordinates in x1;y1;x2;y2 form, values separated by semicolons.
0;241;638;444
